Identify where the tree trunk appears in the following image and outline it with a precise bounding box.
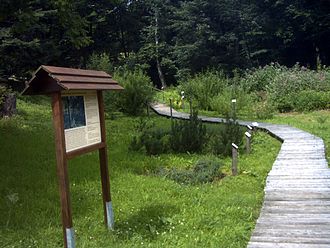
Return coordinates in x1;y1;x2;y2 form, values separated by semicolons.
0;94;16;118
156;58;166;89
154;10;166;89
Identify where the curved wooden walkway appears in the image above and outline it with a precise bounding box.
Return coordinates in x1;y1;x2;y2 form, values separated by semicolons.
151;103;330;248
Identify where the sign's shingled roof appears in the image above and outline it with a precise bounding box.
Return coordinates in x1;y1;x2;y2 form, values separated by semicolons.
22;65;123;95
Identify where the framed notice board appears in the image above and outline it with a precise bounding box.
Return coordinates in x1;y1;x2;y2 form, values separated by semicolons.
62;91;101;152
22;65;124;248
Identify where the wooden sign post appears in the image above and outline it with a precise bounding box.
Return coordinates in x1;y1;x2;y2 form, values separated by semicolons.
23;65;123;248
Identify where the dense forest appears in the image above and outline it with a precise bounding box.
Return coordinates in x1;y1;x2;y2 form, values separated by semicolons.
1;0;330;86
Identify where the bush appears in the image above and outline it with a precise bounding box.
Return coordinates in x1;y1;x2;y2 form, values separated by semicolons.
265;64;330;112
129;118;170;156
210;118;244;156
141;129;170;156
170;110;207;153
253;100;275;119
241;63;330;113
241;63;283;92
180;71;228;110
294;90;330;112
114;70;154;116
159;159;222;185
86;53;114;74
210;86;254;118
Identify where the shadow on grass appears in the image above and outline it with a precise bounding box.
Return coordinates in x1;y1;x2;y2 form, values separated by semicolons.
114;204;179;241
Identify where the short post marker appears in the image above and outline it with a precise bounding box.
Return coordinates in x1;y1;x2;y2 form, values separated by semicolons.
232;143;238;176
245;131;252;154
181;91;185;110
169;98;173;120
251;122;259;131
247;125;253;134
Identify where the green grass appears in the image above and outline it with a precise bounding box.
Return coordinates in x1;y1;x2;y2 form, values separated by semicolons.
0;99;281;247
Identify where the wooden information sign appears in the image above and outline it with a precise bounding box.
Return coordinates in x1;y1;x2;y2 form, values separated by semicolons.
22;65;123;248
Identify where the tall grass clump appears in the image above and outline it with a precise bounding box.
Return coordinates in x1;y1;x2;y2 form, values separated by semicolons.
180;71;228;110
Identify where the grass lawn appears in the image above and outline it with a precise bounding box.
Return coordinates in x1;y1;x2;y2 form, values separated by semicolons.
1;99;281;247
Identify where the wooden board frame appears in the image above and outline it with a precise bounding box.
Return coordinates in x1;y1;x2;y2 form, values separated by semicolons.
51;90;114;248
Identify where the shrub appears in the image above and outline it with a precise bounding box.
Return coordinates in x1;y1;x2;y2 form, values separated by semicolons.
170;110;207;153
240;63;283;92
86;53;114;74
240;63;330;113
294;90;330;112
114;70;154;116
129;118;170;155
253;100;275;119
210;118;244;157
265;64;330;112
210;86;254;118
180;71;228;110
141;129;170;156
159;159;222;185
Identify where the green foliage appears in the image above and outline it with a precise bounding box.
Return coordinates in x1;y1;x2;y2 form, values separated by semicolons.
210;86;254;118
294;90;330;112
210;119;244;157
264;64;329;112
141;129;170;156
0;0;91;78
240;63;330;113
170;110;207;153
113;70;154;116
129;118;170;155
241;63;283;93
253;100;275;120
86;53;114;74
180;71;228;110
159;159;222;185
130;111;208;155
155;87;182;109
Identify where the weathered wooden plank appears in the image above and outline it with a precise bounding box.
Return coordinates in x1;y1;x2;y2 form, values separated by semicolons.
262;207;330;214
253;229;330;238
248;242;330;248
263;200;330;207
250;236;330;244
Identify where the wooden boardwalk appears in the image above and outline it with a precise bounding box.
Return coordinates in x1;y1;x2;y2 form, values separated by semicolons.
151;103;330;248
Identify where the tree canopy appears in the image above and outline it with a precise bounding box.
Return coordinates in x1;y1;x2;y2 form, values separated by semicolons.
1;0;329;84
